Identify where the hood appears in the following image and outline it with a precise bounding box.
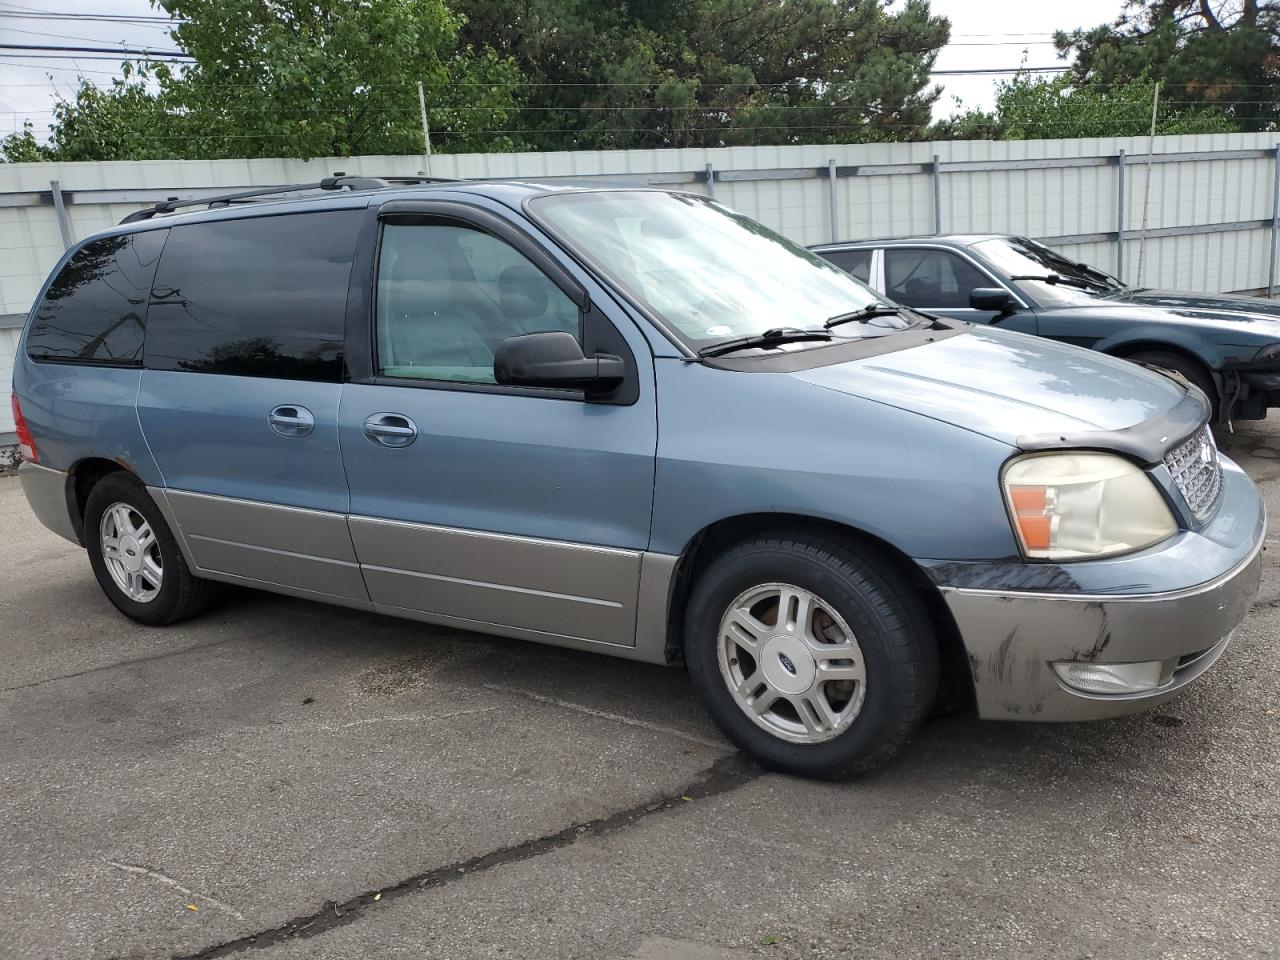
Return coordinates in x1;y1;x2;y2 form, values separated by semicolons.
796;326;1186;447
1054;288;1280;339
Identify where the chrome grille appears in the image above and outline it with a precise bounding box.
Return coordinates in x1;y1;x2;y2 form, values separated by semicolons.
1163;426;1223;522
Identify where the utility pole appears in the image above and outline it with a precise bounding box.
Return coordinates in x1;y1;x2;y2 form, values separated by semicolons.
417;80;433;177
1136;81;1160;288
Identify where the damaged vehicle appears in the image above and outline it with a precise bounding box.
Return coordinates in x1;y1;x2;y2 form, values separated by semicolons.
811;234;1280;423
12;180;1265;779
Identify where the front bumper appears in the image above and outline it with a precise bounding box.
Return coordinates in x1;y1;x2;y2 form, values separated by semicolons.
934;458;1265;721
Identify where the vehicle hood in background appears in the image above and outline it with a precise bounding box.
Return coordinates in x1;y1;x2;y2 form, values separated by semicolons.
795;326;1186;447
1052;289;1280;340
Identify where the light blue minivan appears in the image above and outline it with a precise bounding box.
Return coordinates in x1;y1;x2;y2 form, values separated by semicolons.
12;178;1264;778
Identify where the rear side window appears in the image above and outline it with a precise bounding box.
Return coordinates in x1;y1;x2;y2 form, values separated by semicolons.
145;210;360;381
27;230;168;366
821;249;872;283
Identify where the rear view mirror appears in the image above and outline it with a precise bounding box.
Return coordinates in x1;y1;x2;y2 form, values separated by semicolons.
970;288;1017;313
493;331;625;391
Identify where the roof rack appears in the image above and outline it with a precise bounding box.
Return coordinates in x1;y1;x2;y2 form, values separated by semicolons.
118;173;459;224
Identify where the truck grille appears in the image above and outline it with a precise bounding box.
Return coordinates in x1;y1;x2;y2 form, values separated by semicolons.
1163;426;1223;523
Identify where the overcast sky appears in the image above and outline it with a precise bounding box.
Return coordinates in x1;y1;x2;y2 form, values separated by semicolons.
1;0;1127;144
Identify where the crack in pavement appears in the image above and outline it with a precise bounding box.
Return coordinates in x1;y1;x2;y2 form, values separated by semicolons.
107;862;247;921
482;682;730;750
167;753;761;960
1;637;242;693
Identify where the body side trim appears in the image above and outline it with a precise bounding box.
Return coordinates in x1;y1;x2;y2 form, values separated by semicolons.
148;486;196;567
163;489;358;561
192;568;376;613
143;488;679;657
360;562;625;608
635;552;679;663
350;515;641;645
370;602;669;665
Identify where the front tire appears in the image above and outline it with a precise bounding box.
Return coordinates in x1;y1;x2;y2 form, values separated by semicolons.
684;533;938;779
84;472;215;626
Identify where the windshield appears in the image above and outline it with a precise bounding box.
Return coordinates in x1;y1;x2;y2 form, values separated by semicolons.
529;191;907;350
972;236;1125;306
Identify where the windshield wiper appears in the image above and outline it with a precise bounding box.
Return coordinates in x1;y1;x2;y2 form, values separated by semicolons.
697;327;833;358
824;303;905;329
1008;273;1106;292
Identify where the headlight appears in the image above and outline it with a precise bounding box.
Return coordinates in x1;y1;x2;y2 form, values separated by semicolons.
1002;452;1177;559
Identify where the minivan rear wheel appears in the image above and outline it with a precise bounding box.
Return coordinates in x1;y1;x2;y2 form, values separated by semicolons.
684;533;938;779
84;472;215;626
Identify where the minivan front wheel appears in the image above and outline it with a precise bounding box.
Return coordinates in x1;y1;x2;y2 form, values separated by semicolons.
685;534;938;779
84;472;215;626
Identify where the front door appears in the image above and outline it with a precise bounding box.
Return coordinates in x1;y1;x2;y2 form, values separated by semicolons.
338;203;658;650
136;208;367;602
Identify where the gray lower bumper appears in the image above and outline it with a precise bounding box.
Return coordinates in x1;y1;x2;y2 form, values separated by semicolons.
17;461;80;546
940;536;1263;721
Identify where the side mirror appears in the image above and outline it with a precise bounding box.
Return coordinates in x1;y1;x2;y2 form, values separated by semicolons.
493;331;625;391
970;287;1017;314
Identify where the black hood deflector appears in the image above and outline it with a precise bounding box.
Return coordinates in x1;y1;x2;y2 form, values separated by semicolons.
1015;388;1208;465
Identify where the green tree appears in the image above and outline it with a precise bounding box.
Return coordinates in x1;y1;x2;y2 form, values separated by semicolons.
1055;1;1280;131
937;72;1238;140
159;0;521;158
452;0;951;150
43;68;176;161
0;121;47;163
11;0;522;161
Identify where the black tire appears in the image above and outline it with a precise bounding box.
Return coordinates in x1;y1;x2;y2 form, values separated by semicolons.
84;472;216;626
684;533;939;780
1128;350;1219;420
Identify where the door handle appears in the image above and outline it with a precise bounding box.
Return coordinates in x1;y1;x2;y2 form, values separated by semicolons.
363;412;417;448
268;404;315;438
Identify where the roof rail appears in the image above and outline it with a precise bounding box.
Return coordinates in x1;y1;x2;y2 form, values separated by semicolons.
118;173;459;224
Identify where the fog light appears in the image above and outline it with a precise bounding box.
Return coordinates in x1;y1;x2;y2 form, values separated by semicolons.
1052;660;1168;695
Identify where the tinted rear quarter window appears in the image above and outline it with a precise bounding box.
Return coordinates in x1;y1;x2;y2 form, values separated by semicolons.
27;230;168;365
145;210;361;381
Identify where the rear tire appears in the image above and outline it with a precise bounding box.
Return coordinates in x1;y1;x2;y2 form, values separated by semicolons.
684;533;938;779
1128;349;1219;420
84;472;216;626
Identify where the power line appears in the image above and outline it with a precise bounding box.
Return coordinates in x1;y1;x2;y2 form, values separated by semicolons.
0;42;192;57
3;24;173;45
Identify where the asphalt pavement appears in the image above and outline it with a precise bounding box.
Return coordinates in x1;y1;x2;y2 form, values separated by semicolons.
2;422;1279;960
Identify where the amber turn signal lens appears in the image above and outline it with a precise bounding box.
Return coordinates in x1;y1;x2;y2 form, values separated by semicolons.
1008;486;1046;515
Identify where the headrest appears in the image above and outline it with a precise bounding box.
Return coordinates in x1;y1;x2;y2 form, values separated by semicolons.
499;264;549;321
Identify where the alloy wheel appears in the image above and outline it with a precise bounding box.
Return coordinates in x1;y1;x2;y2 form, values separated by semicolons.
717;582;867;744
99;502;163;603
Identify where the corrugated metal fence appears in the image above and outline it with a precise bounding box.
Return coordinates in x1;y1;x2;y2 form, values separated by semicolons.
3;131;1280;437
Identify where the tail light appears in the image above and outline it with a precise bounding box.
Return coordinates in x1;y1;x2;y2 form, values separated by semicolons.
10;394;37;463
